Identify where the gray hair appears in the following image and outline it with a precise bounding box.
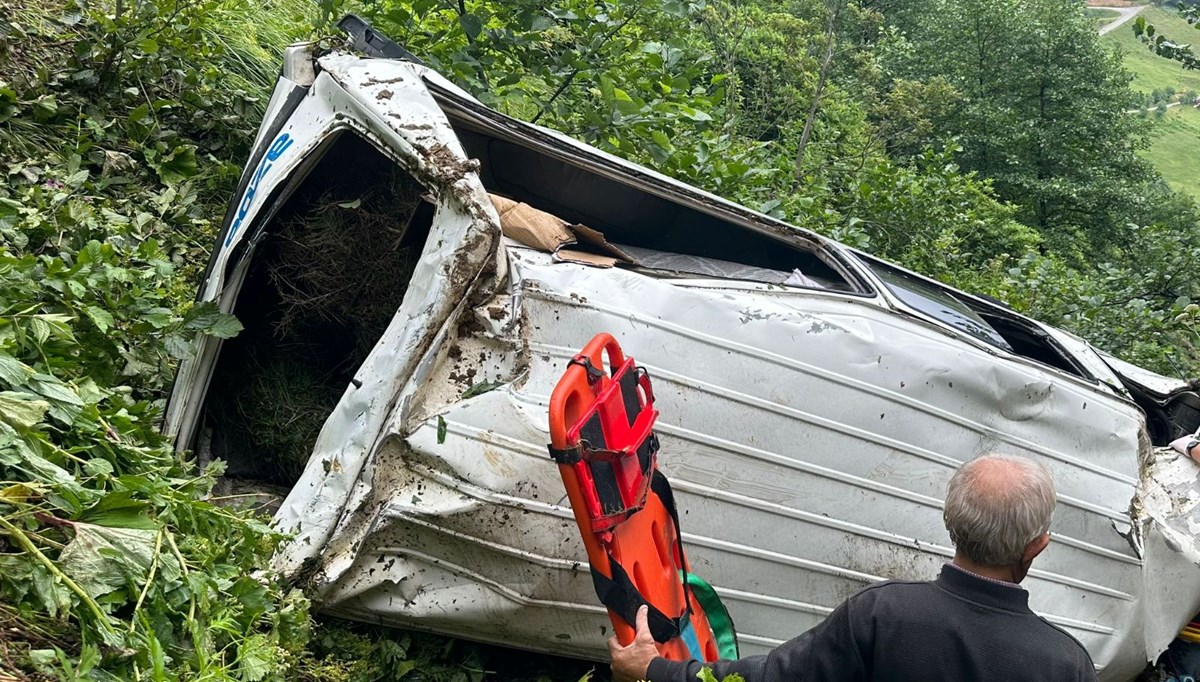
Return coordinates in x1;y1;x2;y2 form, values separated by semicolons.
943;454;1056;566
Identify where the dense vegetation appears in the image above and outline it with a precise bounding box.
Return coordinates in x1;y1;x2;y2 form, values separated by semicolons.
0;0;306;678
0;1;581;679
2;0;1200;678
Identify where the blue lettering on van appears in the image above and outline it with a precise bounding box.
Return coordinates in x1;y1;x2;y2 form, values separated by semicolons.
224;132;295;247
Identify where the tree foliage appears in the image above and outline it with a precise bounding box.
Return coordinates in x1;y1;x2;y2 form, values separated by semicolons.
1134;5;1200;71
883;0;1166;257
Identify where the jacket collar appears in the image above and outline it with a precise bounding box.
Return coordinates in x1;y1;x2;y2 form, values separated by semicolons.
936;563;1032;614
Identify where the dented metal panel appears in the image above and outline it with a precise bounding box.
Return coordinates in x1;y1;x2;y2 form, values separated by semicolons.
1103;352;1192;399
170;53;1200;681
291;244;1160;673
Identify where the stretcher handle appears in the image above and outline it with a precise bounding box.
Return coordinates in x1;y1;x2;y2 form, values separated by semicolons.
548;333;623;449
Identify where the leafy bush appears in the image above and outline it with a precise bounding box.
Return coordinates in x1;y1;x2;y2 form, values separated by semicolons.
0;0;326;678
0;165;310;680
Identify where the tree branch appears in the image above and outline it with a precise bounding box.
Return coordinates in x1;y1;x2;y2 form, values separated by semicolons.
0;516;119;640
454;0;490;89
532;12;638;124
795;0;840;182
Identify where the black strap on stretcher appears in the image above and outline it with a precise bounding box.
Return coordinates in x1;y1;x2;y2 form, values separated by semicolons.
590;470;695;644
547;362;658;515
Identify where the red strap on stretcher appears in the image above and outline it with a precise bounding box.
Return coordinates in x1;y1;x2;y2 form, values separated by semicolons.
549;351;657;536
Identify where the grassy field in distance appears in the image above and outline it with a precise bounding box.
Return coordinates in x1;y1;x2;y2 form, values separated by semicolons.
1102;6;1200;94
1101;5;1200;199
1142;104;1200;198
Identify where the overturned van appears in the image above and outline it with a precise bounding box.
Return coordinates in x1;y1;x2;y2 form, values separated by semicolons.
167;24;1200;681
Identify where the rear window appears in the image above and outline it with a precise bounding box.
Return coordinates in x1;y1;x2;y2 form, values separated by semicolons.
859;254;1094;379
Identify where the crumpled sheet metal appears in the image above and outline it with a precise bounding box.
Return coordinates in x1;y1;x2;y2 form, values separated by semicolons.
1134;448;1200;659
278;241;1200;678
267;55;503;579
244;56;1200;679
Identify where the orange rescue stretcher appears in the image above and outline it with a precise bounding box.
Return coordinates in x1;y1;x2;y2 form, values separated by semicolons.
547;333;738;662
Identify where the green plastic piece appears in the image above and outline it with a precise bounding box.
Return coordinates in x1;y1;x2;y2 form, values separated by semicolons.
684;571;740;660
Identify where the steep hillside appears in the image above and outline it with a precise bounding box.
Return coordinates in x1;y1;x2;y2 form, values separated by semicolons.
1101;5;1200;199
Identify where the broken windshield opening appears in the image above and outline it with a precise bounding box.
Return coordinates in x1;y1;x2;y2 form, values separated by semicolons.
974;313;1084;377
199;131;433;486
441;111;862;295
1101;352;1200;444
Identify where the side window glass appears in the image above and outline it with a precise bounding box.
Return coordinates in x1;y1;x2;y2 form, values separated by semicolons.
866;258;1013;351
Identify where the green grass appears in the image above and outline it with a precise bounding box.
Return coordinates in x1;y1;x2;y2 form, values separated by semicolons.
1103;6;1200;94
1087;7;1121;28
1141;103;1200;198
1104;6;1200;200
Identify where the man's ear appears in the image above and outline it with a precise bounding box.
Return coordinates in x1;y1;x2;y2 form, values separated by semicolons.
1022;532;1051;563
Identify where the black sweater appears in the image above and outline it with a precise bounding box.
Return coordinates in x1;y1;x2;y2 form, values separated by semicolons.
646;564;1097;682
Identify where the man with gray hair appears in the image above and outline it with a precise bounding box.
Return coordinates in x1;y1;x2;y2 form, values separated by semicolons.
610;453;1098;682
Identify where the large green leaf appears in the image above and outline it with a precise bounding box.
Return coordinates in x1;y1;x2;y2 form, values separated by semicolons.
0;352;32;388
206;313;244;339
152;145;198;184
0;391;50;429
460;13;483;40
75;491;156;529
27;376;84;423
84;306;115;333
185;301;243;338
57;522;162;599
236;634;277;682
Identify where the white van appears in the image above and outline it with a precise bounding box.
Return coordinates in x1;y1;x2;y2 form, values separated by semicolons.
166;19;1200;680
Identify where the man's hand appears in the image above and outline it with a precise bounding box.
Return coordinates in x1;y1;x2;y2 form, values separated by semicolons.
608;605;660;682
